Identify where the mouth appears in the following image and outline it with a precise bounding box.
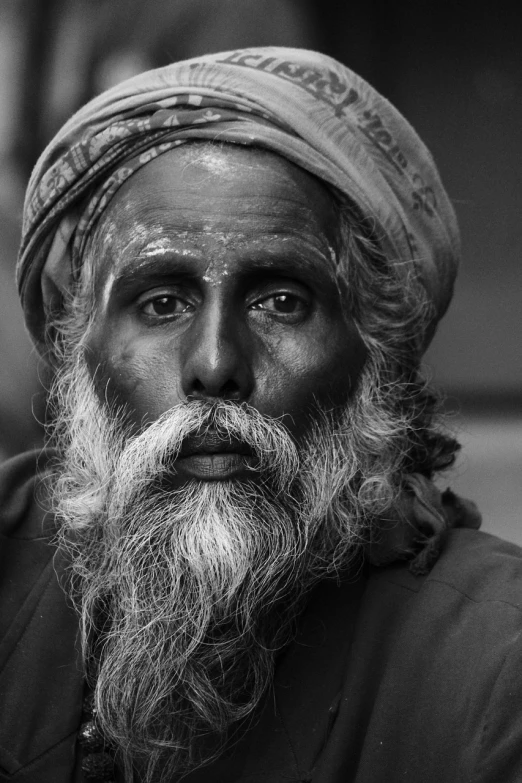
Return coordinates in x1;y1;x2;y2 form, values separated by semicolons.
174;433;257;481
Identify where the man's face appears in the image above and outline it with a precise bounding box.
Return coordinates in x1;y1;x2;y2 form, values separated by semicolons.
84;144;366;484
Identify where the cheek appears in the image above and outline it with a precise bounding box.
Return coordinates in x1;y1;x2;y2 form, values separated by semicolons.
257;322;367;433
321;329;367;406
85;333;183;427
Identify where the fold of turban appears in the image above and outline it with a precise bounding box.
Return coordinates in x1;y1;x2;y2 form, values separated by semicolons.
17;46;460;356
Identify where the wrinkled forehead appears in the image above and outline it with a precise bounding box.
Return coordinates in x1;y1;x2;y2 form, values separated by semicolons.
84;142;344;288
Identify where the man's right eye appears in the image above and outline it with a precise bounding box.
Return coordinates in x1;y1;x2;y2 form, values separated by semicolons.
139;295;192;318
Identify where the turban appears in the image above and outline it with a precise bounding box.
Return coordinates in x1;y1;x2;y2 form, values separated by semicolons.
17;46;460;355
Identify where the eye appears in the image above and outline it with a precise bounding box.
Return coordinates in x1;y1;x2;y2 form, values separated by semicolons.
139;294;192;319
251;293;308;317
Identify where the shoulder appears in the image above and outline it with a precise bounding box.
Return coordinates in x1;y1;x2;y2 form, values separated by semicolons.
0;448;56;540
0;452;82;781
365;528;522;661
343;530;522;781
429;527;522;607
0;449;59;643
379;528;522;613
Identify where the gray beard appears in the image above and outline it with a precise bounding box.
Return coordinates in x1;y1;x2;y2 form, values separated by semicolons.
50;354;392;782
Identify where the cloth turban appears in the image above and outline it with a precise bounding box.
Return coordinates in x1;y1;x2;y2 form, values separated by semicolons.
17;46;460;356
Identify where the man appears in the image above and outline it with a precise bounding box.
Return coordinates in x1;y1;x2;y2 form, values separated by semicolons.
2;47;521;783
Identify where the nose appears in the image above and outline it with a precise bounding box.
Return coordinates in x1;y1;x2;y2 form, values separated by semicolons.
181;301;254;402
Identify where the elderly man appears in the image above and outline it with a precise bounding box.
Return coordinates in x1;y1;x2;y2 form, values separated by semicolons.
2;47;522;783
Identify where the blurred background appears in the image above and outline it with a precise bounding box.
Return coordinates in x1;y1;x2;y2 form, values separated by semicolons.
0;0;520;539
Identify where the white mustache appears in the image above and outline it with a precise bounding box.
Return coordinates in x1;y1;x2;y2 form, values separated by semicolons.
108;400;300;513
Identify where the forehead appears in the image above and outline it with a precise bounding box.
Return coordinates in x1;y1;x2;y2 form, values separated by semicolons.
88;143;341;283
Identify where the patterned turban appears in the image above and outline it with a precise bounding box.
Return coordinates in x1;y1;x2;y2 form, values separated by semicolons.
17;46;460;355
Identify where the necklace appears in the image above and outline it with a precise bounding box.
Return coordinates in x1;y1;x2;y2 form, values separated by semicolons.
77;691;118;782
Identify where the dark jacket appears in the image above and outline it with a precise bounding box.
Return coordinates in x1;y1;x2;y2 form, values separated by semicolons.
2;450;522;782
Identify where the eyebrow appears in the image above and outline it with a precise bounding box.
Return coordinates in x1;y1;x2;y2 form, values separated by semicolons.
108;242;338;295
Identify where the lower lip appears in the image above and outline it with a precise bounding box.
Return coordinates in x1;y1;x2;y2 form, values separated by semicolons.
175;453;257;481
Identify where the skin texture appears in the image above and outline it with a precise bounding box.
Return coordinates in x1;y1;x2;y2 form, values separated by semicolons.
84;144;367;474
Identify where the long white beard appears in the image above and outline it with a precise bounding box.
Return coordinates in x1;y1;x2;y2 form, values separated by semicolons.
50;353;391;781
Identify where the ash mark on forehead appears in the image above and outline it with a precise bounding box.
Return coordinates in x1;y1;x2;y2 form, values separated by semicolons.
98;216;118;246
137;236;185;257
100;218;183;261
95;214;161;258
182;146;253;180
202;257;230;286
124;223;166;252
197;228;244;286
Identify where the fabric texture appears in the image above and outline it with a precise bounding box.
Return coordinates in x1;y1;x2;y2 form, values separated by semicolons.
1;453;522;782
0;451;83;782
17;46;460;355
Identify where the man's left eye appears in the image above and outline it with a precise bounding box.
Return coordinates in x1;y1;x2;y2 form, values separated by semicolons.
252;293;307;315
140;295;191;318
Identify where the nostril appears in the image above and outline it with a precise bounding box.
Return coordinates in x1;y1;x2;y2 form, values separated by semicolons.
219;379;241;400
191;379;206;396
189;377;242;401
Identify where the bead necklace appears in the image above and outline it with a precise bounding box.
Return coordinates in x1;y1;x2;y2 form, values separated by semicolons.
77;692;118;782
